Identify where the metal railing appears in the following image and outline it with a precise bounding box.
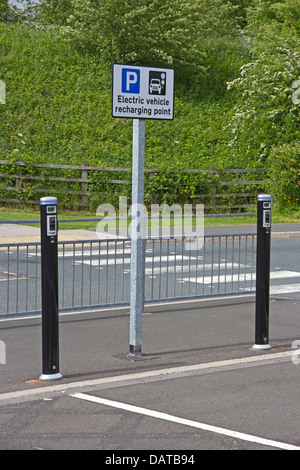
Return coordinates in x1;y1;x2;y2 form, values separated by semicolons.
0;233;256;317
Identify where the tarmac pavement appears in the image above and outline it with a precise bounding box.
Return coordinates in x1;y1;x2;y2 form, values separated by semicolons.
0;221;299;451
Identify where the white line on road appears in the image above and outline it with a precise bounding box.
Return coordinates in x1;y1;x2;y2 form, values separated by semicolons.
76;255;196;267
71;392;300;451
183;271;300;284
270;284;300;294
144;262;244;275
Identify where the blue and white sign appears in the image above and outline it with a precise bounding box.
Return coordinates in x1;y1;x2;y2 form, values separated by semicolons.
122;68;140;94
112;64;174;120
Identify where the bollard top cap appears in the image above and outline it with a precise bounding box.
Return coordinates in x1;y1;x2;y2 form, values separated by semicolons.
257;194;271;201
40;196;57;205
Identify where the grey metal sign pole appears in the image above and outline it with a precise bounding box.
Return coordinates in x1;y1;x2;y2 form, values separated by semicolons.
129;119;146;355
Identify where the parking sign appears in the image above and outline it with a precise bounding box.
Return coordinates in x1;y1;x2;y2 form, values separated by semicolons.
112;64;174;120
122;68;140;94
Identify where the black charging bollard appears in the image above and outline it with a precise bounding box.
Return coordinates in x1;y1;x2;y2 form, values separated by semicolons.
253;194;272;350
39;197;63;380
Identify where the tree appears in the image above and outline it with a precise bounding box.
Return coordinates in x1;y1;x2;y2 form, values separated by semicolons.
246;0;300;32
0;0;9;21
227;0;300;166
266;142;300;213
37;0;240;78
1;0;41;23
38;0;73;26
228;0;254;27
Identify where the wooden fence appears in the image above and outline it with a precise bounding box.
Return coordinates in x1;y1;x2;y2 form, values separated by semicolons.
0;158;269;212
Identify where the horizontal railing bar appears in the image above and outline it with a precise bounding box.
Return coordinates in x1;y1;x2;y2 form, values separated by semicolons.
0;233;256;249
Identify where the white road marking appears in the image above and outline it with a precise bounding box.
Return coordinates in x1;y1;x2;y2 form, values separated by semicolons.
180;271;300;294
270;284;300;294
144;262;244;275
71;392;300;451
184;271;300;284
76;255;195;267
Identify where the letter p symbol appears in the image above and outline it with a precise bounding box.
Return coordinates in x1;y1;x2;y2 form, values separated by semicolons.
122;69;140;94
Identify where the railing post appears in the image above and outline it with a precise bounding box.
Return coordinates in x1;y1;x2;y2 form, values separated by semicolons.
39;196;63;380
253;194;272;350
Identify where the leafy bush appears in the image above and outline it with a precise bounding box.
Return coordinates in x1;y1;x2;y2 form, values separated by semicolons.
266;142;300;213
39;0;240;80
227;0;300;166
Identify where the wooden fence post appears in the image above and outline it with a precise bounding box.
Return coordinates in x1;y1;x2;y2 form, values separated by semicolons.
81;162;89;207
16;157;22;189
210;166;217;211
